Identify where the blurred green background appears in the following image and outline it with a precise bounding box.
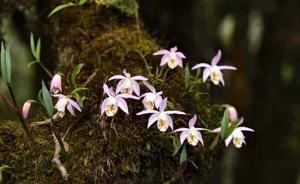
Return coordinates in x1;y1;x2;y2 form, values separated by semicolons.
1;0;300;183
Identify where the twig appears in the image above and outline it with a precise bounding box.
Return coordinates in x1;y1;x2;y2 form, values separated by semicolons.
52;133;69;180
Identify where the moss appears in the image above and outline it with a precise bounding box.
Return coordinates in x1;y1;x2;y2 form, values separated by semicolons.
1;2;224;183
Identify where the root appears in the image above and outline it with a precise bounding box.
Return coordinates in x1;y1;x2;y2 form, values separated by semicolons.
52;133;69;180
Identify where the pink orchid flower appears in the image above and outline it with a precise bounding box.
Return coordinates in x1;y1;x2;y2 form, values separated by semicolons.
140;81;163;110
153;46;186;69
22;100;34;119
173;115;209;146
192;50;236;86
136;98;185;132
108;69;148;96
50;74;62;94
53;94;82;117
101;84;139;117
212;118;254;148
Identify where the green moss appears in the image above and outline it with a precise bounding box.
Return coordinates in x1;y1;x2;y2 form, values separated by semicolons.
1;3;224;183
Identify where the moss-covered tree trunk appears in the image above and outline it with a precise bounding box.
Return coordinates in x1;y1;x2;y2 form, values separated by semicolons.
0;1;223;183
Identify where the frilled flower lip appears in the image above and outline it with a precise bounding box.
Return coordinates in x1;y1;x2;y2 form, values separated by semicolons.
153;46;186;69
108;69;148;96
192;50;236;86
136;98;185;131
53;94;82;117
173;115;210;146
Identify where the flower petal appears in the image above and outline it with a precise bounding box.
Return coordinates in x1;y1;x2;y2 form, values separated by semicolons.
176;52;186;58
131;76;148;81
116;97;129;114
220;76;225;86
170;46;177;52
160;54;169;66
225;135;233;147
203;67;211;82
153;49;169;56
211;127;221;133
143;81;156;93
166;110;186;115
238;127;255;132
100;97;109;115
67;104;75;116
117;93;140;100
155;95;162;109
103;84;111;96
180;131;188;144
108;75;125;81
189;115;197;128
176;56;183;67
68;99;82;112
131;80;141;96
123;69;131;78
22;100;32;119
218;65;237;70
148;113;159;128
173;128;189;132
159;98;168;112
136;110;158;115
211;50;222;65
195;131;204;145
166;114;174;130
116;79;126;94
192;63;211;70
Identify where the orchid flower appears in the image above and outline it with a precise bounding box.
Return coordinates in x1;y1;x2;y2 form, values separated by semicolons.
212;118;254;148
50;74;62;94
140;81;163;110
54;94;82;118
22;100;33;119
153;46;186;69
136;98;185;132
227;105;238;121
101;84;139;117
108;69;148;96
173;115;209;146
192;50;236;86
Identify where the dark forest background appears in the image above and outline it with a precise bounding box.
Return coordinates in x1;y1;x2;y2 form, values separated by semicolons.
140;0;300;183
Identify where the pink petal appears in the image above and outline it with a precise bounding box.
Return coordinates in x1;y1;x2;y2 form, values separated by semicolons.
211;127;221;133
131;80;140;96
143;81;156;93
227;105;238;121
103;84;111;96
153;49;170;56
116;97;129;114
192;63;211;70
22;100;32;119
238;127;255;132
180;131;188;144
173;128;189;133
154;95;162;109
100;98;109;115
195;131;204;145
211;50;222;65
203;67;211;82
189;115;197;128
176;52;186;58
52;94;66;99
131;76;148;81
69;99;82;112
67;104;75;116
123;69;131;78
159;98;168;112
170;46;177;52
160;54;169;66
136;110;158;115
108;75;125;81
218;65;237;70
176;56;183;67
166;110;186;115
166;114;174;130
220;76;225;86
148;114;159;128
117;93;140;100
225;135;233;147
116;80;126;94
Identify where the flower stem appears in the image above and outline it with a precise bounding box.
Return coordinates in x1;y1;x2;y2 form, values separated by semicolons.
38;62;53;78
7;84;33;140
51;124;66;155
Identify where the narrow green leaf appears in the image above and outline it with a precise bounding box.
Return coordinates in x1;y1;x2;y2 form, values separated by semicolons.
48;2;76;18
37;89;44;106
30;33;35;57
4;46;12;84
180;145;187;164
71;63;85;88
71;87;88;95
35;38;41;61
27;60;39;68
0;42;6;82
225;118;241;139
0;136;4;146
221;108;230;140
184;64;190;89
172;136;182;156
42;81;53;117
78;0;88;5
